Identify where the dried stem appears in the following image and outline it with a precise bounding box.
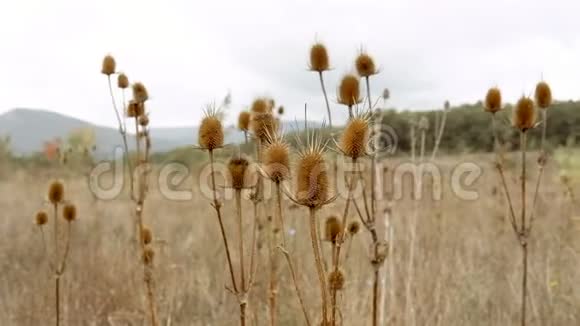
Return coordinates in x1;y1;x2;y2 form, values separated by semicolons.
277;246;312;326
319;71;333;128
430;108;448;161
309;207;329;325
235;190;246;290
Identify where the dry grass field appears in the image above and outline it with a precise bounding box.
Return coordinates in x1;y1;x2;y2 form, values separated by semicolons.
1;151;579;326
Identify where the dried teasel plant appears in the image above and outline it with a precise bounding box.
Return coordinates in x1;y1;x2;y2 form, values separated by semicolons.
337;74;362;119
238;111;251;144
309;42;333;128
35;180;78;326
101;55;159;326
487;87;551;326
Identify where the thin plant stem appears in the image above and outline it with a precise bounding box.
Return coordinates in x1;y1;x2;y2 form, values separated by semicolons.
365;76;372;111
309;207;328;325
235;190;246;290
520;130;528;326
319;71;333;128
107;76;133;195
278;246;312;326
430;108;448;161
520;131;527;231
209;150;239;292
55;275;60;326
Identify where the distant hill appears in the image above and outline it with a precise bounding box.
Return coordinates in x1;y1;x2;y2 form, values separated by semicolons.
0;108;318;156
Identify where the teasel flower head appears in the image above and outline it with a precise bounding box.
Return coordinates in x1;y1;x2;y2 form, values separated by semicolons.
484;87;502;114
198;105;224;151
355;51;377;77
535;81;552;109
348;221;361;235
251;111;277;143
328;268;346;291
263;134;290;183
228;155;250;190
338;74;362;107
117;73;129;89
295;132;329;208
132;82;149;103
513;96;536;132
35;211;48;226
238;111;251;132
62;203;77;222
309;42;330;72
143;247;155;265
340;112;371;160
277;106;285;116
48;180;64;205
324;216;342;244
251;98;269;114
142;227;153;245
101;54;116;75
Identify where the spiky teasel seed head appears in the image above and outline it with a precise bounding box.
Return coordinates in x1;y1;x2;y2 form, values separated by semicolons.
513;96;536;132
338;74;362;107
348;221;360;235
228;155;250;190
138;114;149;127
418;116;429;130
48;180;64;204
324;216;342;244
263;137;290;183
535;81;552;109
485;87;502;114
62;204;77;222
309;43;330;72
101;54;116;75
35;211;48;226
355;52;377;77
132;82;149;103
277;106;284;115
328;269;346;291
295;143;329;208
340;115;370;160
126;101;142;118
238;111;251;131
142;227;153;245
251;98;268;114
251;112;277;143
199;106;224;151
117;73;129;89
143;247;155;265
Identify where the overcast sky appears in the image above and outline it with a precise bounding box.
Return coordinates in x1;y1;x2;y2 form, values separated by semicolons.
1;0;579;128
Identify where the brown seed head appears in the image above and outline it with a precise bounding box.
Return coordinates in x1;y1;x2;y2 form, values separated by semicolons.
228;156;250;190
35;211;48;226
132;82;149;103
251;112;277;143
513;96;536;131
127;101;140;118
101;55;116;75
62;204;77;222
485;87;502;113
142;227;153;245
238;111;251;131
117;73;129;89
340;116;370;159
251;98;268;114
48;181;64;204
309;43;330;72
355;52;377;77
324;216;342;244
535;81;552;109
348;221;361;235
199;109;224;150
138;114;149;127
277;106;285;115
328;269;346;291
338;74;361;107
296;150;329;208
143;247;155;265
263;140;290;183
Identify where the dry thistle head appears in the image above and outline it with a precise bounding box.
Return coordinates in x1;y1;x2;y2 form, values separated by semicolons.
132;82;149;103
117;73;129;89
340;115;370;159
535;81;552;109
228;155;250;190
62;204;77;222
277;106;285;115
127;101;141;118
348;221;360;235
48;180;64;205
251;98;268;114
513;96;536;132
142;227;153;245
309;43;330;72
238;111;251;131
101;54;116;75
35;211;48;226
338;74;361;107
251;112;277;143
328;269;346;291
263;137;290;183
324;216;342;244
138;114;150;127
484;87;502;114
199;106;224;151
143;247;155;265
355;52;377;77
295;141;329;208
